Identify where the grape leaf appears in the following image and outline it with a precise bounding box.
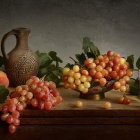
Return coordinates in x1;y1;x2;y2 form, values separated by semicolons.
126;55;134;69
35;51;51;68
82;37;100;59
0;86;9;103
75;53;87;65
36;50;63;87
65;63;73;68
48;51;63;63
136;57;140;69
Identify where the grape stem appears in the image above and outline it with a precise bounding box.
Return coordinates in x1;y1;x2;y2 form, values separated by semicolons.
69;57;78;64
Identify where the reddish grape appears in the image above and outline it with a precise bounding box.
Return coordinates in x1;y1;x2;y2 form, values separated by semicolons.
89;69;97;76
95;72;103;79
6;115;14;124
16;104;24;111
12;111;20;118
107;51;113;56
13;118;20;126
45;102;52;110
8;104;16;112
9;124;16;134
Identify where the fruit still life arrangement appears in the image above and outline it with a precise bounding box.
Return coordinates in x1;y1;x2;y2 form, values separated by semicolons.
0;28;139;134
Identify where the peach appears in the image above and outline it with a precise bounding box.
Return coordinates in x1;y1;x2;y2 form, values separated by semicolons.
0;71;9;87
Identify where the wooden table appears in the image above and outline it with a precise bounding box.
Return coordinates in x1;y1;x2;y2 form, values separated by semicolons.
0;88;140;140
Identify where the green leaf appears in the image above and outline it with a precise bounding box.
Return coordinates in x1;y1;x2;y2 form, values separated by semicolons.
82;37;100;59
129;78;140;95
35;51;51;68
75;53;87;65
0;86;9;103
65;63;73;68
126;55;134;69
48;51;63;63
0;56;4;67
136;57;140;69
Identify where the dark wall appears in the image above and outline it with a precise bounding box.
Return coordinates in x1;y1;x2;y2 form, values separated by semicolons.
0;0;140;64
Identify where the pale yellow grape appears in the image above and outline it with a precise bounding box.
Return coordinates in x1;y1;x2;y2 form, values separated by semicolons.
68;77;74;83
68;70;75;77
103;102;112;109
73;65;80;72
123;76;130;82
80;75;87;82
73;73;81;80
62;67;70;75
84;82;90;88
75;101;83;108
82;88;88;94
119;58;126;65
120;86;126;92
78;84;85;91
88;63;96;69
75;79;81;85
19;96;26;102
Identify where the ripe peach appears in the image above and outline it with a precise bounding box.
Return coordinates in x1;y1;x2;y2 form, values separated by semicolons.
0;71;9;87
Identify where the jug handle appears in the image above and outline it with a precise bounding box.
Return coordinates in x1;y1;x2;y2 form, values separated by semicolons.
1;30;17;60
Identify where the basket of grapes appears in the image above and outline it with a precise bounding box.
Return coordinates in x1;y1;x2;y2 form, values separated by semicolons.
62;37;133;100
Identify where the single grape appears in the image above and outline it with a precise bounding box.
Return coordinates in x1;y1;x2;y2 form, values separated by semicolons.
123;76;130;83
99;78;107;86
119;58;126;65
62;67;70;75
16;104;24;111
73;65;80;72
88;63;96;69
68;70;75;77
73;73;81;80
107;51;114;56
114;82;121;90
1;113;9;121
81;70;89;76
95;72;103;79
45;101;52;110
84;81;90;88
13;118;20;126
75;101;83;108
126;69;133;77
84;58;94;66
75;79;81;85
6;115;14;124
78;84;85;92
12;111;20;118
80;75;87;82
89;69;97;76
96;65;103;72
120;86;126;92
68;77;74;83
9;124;16;134
31;98;38;107
103;102;112;109
26;92;33;100
86;76;92;82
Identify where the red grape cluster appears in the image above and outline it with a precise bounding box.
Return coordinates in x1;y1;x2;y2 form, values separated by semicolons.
62;51;133;94
1;76;62;134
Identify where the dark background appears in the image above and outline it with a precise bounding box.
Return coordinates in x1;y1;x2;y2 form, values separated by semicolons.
0;0;140;65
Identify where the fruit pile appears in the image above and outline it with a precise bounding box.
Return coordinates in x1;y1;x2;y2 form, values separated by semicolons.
62;51;133;94
1;76;62;134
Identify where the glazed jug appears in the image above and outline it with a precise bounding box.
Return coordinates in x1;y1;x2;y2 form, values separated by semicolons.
1;28;39;87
